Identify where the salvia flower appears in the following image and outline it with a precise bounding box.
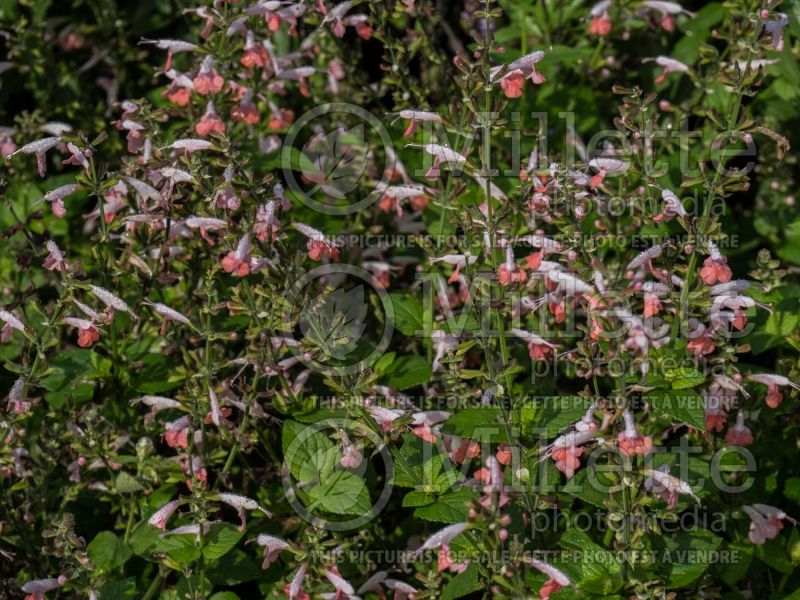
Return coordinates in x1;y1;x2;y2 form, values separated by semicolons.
218;493;270;529
256;533;291;569
139;38;197;70
391;109;442;138
21;575;67;600
588;0;612;36
748;373;800;408
287;565;309;600
643;465;700;509
63;317;101;348
724;410;754;446
193;55;224;95
617;409;653;457
497;245;527;286
652;188;687;222
293;223;340;261
414;522;469;555
144;300;194;333
43;184;82;218
241;31;270;69
491;51;546;98
7;136;60;177
644;56;690;84
420;144;467;180
221;234;252;277
699;241;732;285
744;504;796;544
43;240;68;271
6;377;29;414
90;285;136;319
548;429;596;478
526;556;571;599
0;309;26;342
148;499;182;530
196;101;226;137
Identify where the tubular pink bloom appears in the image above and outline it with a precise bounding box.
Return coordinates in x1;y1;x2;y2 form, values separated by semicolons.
704;390;728;433
1;310;27;342
139;38;197;70
652;188;687;222
724;411;753;446
497;245;527;286
548;429;596;478
144;300;193;332
644;465;699;509
21;576;67;600
392;109;442;138
644;56;690;84
743;504;795;545
748;373;799;408
286;566;309;600
699;242;732;285
686;324;717;356
339;432;363;468
527;556;571;599
43;184;82;217
148;499;181;530
90;285;135;318
256;533;290;569
195;102;226;137
589;12;612;35
7;136;60;177
164;416;191;449
63;317;100;348
193;56;224;95
617;409;653;457
43;240;68;272
221;234;252;277
415;522;469;555
324;568;356;596
6;377;30;414
491;51;546;98
232;90;260;124
294;223;340;261
437;544;469;573
241;32;270;69
421;144;466;180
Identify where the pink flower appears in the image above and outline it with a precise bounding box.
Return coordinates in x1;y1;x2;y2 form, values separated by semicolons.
748;373;799;409
644;466;699;509
240;33;270;69
498;246;527;286
221;234;252;277
589;13;612;35
195;102;226;137
617;409;653;457
63;317;100;348
644;56;690;84
491;51;546;99
256;534;290;569
437;544;469;573
148;499;181;530
43;241;68;271
549;429;596;478
193;56;224;95
232;90;260;125
527;557;571;600
699;242;732;285
744;504;795;545
724;411;753;446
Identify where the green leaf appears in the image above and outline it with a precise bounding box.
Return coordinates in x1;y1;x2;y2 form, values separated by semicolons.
441;563;482;600
384;354;432;390
390;293;423;336
282;420;337;484
414;489;477;523
207;550;261;585
203;523;243;560
664;367;706;390
98;578;137;600
87;532;133;573
309;470;371;516
785;476;800;505
440;408;507;442
645;390;705;431
656;530;722;586
402;491;436;507
115;472;144;494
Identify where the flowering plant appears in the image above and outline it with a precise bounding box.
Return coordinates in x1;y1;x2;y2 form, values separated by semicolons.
2;0;800;599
